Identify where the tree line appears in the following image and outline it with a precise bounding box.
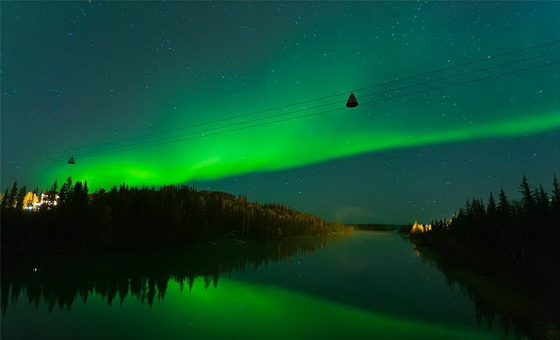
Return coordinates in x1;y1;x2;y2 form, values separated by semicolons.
403;175;559;326
1;178;352;255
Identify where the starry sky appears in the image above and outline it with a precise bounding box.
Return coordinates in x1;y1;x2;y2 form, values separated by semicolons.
2;1;559;224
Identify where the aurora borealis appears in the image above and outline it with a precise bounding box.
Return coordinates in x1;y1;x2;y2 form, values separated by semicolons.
2;1;559;223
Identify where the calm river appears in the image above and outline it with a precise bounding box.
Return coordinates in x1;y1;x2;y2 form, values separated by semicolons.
1;231;523;339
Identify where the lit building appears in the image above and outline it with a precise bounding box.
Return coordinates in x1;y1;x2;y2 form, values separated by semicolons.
39;191;59;209
411;221;432;234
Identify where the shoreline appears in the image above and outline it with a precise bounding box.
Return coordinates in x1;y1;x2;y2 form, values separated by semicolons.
407;236;559;340
1;230;354;260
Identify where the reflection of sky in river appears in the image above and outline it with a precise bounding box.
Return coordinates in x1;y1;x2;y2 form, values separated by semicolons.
1;232;523;339
2;278;505;340
230;231;478;326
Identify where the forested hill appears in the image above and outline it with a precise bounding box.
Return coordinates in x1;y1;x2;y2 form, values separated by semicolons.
402;175;560;337
1;179;352;255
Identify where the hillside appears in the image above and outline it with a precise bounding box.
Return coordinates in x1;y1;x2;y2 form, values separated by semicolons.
1;180;353;256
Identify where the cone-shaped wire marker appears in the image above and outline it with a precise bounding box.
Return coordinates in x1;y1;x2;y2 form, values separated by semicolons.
346;92;358;108
67;156;75;164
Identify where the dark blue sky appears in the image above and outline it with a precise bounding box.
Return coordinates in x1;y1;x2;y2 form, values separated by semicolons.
2;1;559;223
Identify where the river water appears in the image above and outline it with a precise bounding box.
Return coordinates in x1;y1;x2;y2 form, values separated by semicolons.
1;231;523;339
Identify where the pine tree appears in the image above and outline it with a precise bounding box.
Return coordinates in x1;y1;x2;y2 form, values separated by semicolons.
59;177;73;205
1;188;9;208
15;186;27;210
44;179;58;210
519;175;535;214
7;182;18;208
552;175;560;212
535;185;549;216
496;188;520;270
498;189;510;215
486;192;498;234
487;192;497;215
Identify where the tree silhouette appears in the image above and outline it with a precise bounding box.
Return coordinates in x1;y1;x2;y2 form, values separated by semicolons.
406;175;559;337
1;235;333;314
1;179;352;255
519;175;535;215
7;182;18;208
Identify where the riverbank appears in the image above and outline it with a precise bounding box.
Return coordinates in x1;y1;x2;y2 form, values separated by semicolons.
352;224;406;232
1;182;353;258
1;226;354;260
405;235;559;340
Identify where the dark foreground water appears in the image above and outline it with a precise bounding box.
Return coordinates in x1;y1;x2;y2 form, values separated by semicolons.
1;231;524;339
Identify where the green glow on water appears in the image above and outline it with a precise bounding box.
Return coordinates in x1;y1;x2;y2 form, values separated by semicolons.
3;277;514;339
161;279;506;339
40;109;560;190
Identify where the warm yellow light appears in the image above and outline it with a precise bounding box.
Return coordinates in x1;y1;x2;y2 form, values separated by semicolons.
23;191;40;210
411;221;432;234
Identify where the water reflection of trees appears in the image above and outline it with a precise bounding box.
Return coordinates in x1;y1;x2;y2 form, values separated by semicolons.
1;237;333;314
408;241;552;340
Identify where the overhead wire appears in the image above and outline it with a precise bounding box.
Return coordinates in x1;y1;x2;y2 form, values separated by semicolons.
17;59;559;166
103;59;560;152
7;40;560;166
15;57;559;166
12;58;559;166
10;39;559;161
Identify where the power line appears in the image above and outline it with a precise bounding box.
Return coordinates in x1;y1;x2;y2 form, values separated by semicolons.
8;40;559;164
13;58;559;166
351;39;560;93
15;59;559;166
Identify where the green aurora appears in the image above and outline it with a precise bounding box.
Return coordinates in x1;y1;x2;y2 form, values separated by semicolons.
3;1;559;201
3;278;512;339
40;108;560;190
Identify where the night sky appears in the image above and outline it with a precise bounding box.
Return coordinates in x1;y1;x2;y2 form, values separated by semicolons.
2;1;559;224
